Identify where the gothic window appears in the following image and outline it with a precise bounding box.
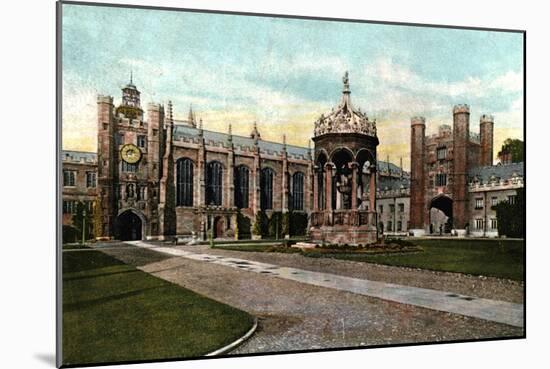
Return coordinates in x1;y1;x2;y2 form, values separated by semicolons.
491;197;498;206
491;218;498;229
86;171;96;188
234;165;249;209
397;221;402;231
389;204;395;213
63;170;76;187
206;161;223;206
387;221;393;232
291;172;305;211
121;161;138;173
398;203;405;213
260;167;274;210
508;195;517;205
379;205;383;214
176;158;194;206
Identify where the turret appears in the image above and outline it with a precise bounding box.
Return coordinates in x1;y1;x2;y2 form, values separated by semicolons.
97;95;115;237
409;116;426;233
479;114;494;167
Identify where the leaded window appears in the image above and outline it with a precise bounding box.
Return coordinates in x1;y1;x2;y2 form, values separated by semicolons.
435;173;447;186
206;161;223;206
475;198;483;209
176;158;194;206
437;147;447;160
63;170;76;187
121;161;138;173
291;172;304;211
137;135;147;148
260;167;274;210
234;165;249;209
86;171;96;188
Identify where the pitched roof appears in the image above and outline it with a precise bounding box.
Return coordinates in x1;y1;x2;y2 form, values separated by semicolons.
62;150;97;164
173;124;311;160
468;162;524;183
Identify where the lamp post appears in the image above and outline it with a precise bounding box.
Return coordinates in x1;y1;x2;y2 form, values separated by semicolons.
81;207;87;245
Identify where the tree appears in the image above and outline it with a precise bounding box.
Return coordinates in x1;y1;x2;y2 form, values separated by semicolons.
498;138;524;163
492;188;525;238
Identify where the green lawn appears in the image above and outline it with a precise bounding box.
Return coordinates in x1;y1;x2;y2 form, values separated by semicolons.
62;248;254;366
215;239;525;281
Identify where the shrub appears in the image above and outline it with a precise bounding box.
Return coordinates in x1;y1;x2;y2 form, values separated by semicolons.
289;212;308;236
236;211;252;239
268;211;283;239
252;210;268;237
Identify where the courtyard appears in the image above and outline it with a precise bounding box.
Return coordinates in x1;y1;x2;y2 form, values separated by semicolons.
64;237;524;359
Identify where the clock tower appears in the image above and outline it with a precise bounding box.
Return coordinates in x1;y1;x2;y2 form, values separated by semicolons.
97;76;166;240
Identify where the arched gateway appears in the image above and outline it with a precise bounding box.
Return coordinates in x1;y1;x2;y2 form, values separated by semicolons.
429;195;453;234
310;72;379;245
116;210;144;241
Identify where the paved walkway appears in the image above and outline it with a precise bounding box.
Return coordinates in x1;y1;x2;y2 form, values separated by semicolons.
127;241;523;328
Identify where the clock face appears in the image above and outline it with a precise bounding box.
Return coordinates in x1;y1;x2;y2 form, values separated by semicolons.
120;144;142;164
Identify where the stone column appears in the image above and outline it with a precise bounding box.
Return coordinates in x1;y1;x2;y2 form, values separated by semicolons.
350;162;358;210
369;168;376;212
313;166;319;211
325;162;334;211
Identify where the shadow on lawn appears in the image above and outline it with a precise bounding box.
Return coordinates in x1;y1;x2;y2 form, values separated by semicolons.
64;285;169;313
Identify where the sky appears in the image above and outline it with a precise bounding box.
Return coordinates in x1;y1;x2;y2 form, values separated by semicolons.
62;3;524;170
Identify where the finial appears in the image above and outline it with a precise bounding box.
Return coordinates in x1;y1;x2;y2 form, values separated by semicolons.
343;71;350;93
130;70;133;85
228;123;232;135
188;104;195;127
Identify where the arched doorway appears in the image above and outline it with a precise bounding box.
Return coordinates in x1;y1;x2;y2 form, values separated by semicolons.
429;195;453;234
213;216;225;239
116;210;143;241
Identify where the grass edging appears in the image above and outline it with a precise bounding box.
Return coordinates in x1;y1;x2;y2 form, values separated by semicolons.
205;317;258;356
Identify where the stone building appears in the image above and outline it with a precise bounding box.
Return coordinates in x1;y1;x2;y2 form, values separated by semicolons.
91;78;314;240
61;75;524;241
409;105;524;236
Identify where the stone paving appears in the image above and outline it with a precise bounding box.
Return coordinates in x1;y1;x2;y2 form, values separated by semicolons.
95;241;524;354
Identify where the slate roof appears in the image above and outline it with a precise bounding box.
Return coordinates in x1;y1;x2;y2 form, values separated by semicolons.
173;124;311;160
62;150;97;164
468;162;524;183
377;175;411;191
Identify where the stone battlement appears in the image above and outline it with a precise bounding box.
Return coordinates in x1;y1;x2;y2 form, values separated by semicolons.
480;114;494;123
411;116;426;125
97;95;113;104
453;104;470;114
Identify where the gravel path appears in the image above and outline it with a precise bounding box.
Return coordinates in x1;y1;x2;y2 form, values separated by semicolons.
178;244;524;304
98;243;523;354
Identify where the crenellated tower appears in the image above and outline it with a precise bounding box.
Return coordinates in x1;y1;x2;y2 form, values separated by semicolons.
479;114;494;167
409;116;426;235
452;104;470;230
